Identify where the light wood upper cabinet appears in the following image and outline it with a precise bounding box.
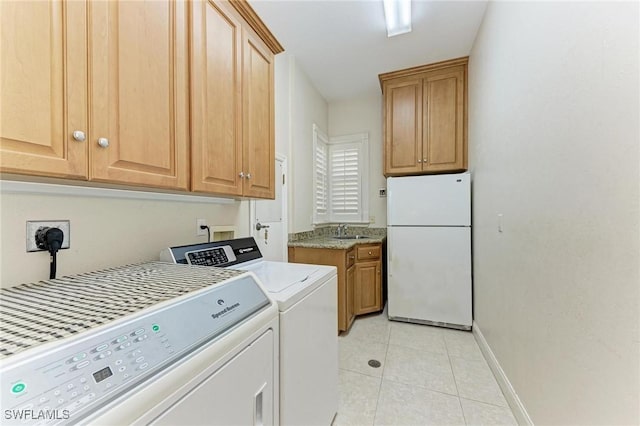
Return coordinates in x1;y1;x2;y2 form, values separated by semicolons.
242;31;275;199
191;0;279;199
380;57;468;177
89;0;189;189
191;0;243;195
423;66;465;172
1;0;281;199
0;0;88;179
384;78;422;175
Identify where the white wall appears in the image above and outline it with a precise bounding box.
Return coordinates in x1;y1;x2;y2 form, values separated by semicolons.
0;186;249;287
468;1;639;424
274;53;291;158
287;56;329;233
328;94;386;227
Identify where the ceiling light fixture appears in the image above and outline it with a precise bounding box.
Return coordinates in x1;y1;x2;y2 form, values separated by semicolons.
383;0;412;37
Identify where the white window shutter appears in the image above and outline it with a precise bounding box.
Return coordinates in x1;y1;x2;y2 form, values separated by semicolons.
313;124;329;224
313;126;369;224
330;144;361;220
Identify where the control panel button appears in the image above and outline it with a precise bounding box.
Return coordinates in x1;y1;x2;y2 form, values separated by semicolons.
83;385;90;391
96;350;112;360
113;335;128;344
118;366;126;372
135;356;145;363
11;382;26;394
57;398;64;404
70;353;87;363
117;342;131;350
79;393;96;404
39;397;47;403
80;377;87;383
139;363;149;370
132;328;145;336
67;384;74;390
71;391;78;398
53;390;61;396
95;344;109;352
115;359;123;366
76;360;90;369
151;324;160;332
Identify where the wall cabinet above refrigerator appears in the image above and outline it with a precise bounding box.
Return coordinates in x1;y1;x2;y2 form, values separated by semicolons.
379;57;468;177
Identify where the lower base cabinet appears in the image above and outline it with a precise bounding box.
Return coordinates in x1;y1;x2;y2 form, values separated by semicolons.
354;261;381;315
288;242;383;333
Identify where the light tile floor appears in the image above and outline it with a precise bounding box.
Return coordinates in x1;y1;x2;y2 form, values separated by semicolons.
335;308;517;426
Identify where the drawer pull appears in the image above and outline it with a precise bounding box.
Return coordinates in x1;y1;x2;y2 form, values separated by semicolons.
368;251;372;255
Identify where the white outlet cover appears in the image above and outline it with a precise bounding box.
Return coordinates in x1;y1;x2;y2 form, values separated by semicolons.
196;219;208;236
26;220;70;252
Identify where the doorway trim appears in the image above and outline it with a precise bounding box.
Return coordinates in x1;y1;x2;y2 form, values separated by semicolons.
249;153;288;261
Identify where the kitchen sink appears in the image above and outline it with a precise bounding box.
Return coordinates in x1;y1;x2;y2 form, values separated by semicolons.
332;235;370;240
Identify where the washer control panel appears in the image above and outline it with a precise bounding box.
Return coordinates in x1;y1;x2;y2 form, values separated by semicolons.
185;246;236;267
0;275;270;425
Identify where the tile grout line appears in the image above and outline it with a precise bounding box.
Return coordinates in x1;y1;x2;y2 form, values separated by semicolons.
458;395;513;410
372;314;393;426
445;332;468;425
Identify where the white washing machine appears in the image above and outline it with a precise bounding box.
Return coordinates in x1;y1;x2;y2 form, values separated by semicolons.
0;262;279;426
161;238;339;426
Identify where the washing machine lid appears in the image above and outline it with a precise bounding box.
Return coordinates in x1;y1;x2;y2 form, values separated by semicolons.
233;261;336;310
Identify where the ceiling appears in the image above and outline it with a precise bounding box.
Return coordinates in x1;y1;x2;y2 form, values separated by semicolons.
251;0;488;102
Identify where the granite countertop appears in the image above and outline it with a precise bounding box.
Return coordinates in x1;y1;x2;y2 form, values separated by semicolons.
288;226;386;250
288;235;385;250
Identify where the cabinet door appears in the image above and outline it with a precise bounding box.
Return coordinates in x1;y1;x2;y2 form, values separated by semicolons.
243;30;275;199
90;0;189;189
423;66;466;172
354;261;382;315
191;0;243;195
346;264;356;329
383;78;422;176
0;0;87;178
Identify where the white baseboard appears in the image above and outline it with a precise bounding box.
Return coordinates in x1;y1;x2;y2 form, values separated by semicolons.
472;321;534;425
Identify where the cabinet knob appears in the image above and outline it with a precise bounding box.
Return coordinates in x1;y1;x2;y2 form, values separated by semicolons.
423;158;427;162
348;255;355;260
368;251;372;255
417;159;422;163
246;173;251;179
97;137;109;148
239;172;245;178
72;130;86;142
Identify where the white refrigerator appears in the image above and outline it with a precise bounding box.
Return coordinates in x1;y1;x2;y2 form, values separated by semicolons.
386;173;472;329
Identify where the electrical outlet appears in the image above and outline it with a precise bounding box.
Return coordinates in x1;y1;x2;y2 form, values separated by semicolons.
379;188;386;197
26;220;70;252
196;219;208;236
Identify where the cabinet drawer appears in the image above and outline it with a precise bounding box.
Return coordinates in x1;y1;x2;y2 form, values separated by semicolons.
356;245;381;261
346;249;356;268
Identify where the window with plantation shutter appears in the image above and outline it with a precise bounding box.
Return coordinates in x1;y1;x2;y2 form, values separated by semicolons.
313;124;329;223
313;125;369;224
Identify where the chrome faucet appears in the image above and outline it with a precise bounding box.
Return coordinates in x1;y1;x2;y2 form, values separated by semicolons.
336;224;349;237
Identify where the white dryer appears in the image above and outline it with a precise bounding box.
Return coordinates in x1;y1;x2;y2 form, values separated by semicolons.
0;262;279;426
161;238;339;426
